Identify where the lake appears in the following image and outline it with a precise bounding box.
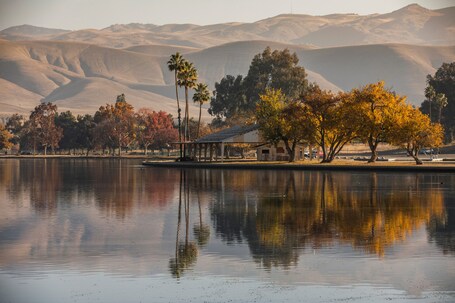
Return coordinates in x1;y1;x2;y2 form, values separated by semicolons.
0;159;454;302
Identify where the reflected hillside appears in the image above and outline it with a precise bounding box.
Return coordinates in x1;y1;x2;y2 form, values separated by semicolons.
208;170;449;268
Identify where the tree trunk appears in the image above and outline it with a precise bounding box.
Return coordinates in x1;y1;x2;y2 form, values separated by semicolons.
184;87;189;142
197;103;202;139
321;149;335;163
174;71;183;160
411;154;423;165
408;148;423;165
284;140;296;162
368;138;379;163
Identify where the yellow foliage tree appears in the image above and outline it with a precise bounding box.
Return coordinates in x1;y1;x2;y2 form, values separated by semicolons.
303;85;360;163
350;81;407;162
389;105;444;164
0;124;13;151
256;89;315;162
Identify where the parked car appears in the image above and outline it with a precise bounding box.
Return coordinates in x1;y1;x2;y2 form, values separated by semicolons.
420;148;436;155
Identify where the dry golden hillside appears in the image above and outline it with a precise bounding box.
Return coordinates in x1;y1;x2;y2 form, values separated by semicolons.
0;4;454;119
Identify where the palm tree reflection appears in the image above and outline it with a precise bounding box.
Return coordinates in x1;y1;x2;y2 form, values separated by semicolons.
193;189;210;247
169;170;198;278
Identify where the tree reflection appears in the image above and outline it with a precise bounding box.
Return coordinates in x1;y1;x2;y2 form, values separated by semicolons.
193;189;210;247
3;159;179;218
427;174;455;255
169;170;198;278
209;170;448;269
1;159;62;216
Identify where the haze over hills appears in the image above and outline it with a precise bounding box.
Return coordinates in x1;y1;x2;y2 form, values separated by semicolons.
2;4;454;48
0;4;454;119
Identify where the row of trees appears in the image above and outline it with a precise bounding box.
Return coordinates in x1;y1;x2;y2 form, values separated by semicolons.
2;95;178;155
208;47;449;164
256;82;443;164
167;53;210;159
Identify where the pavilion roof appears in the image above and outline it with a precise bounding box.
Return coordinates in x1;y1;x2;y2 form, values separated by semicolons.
194;124;261;144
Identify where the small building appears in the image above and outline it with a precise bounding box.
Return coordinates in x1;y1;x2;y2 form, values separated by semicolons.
192;124;306;162
189;124;262;161
256;143;305;161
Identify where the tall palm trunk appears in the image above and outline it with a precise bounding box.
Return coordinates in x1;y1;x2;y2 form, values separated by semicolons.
185;86;190;142
197;102;202;138
174;71;183;159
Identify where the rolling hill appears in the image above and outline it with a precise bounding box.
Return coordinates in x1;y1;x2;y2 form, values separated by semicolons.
0;4;454;120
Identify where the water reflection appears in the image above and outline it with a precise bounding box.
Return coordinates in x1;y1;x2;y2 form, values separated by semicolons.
0;159;454;282
428;198;455;255
206;170;452;267
169;170;198;278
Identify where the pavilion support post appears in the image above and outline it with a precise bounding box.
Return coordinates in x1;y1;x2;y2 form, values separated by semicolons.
198;144;202;162
221;142;225;163
204;144;208;162
209;144;213;162
215;144;219;162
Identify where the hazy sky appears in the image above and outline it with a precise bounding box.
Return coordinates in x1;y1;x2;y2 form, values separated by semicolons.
0;0;453;30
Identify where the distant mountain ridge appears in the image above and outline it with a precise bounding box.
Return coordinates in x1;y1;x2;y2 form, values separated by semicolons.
0;4;454;119
1;4;454;48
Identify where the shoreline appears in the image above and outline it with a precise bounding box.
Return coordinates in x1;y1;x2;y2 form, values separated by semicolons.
2;156;455;172
142;160;455;172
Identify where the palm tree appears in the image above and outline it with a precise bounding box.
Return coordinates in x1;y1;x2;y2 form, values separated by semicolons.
192;83;210;138
177;60;198;144
167;52;184;158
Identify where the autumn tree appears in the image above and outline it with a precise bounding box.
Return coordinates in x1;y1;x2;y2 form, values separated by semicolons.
302;85;360;163
94;95;136;156
0;123;13;151
28;102;63;155
256;89;315;162
389;105;444;165
350;81;407;162
135;108;178;154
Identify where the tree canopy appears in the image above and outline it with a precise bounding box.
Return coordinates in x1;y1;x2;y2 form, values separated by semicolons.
256;88;315;162
350;81;407;162
389;104;444;164
209;47;308;126
420;62;455;142
0;124;13;150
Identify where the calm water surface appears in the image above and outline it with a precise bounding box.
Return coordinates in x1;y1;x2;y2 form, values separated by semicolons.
0;159;454;302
